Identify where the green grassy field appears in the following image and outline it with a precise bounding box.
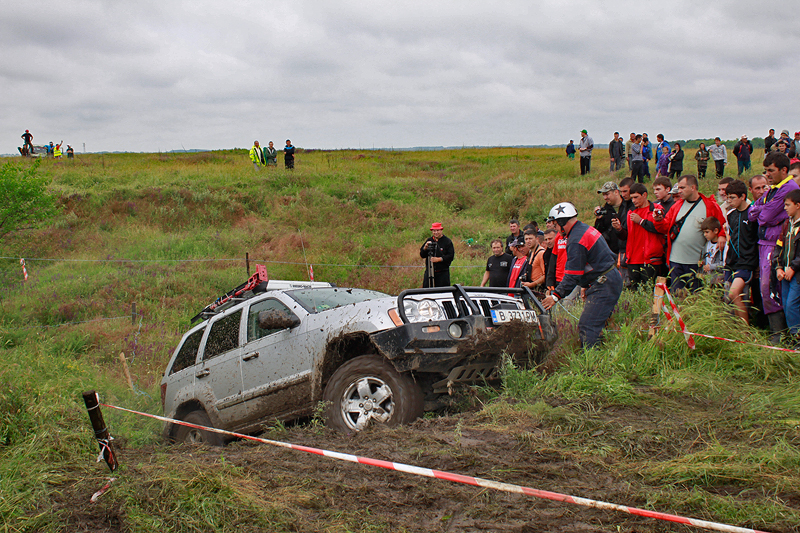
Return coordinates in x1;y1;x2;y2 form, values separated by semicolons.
1;148;798;532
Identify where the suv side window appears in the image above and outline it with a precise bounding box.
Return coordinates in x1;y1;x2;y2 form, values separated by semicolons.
170;327;205;375
247;299;295;342
203;310;242;360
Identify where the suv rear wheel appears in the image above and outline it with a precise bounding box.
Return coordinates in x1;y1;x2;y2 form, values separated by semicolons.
173;410;224;446
323;355;423;432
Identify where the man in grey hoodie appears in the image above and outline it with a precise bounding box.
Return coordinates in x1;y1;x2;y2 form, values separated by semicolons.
708;137;728;179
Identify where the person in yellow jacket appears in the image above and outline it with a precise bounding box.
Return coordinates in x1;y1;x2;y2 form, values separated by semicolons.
54;141;64;159
249;141;265;170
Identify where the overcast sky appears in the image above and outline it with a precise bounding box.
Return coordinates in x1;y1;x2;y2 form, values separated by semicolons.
0;1;792;153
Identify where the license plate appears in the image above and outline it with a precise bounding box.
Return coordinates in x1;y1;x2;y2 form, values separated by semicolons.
490;309;539;325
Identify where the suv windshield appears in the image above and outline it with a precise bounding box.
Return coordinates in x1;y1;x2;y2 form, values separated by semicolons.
287;288;389;314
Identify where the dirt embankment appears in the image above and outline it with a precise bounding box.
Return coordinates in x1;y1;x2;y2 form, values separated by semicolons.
58;398;790;533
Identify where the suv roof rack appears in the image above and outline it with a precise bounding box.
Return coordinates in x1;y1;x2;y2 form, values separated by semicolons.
189;266;337;323
190;265;270;323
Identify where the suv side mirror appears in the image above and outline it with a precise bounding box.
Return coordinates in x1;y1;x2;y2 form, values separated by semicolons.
257;309;300;330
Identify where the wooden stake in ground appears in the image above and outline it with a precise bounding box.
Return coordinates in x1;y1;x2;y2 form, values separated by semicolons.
649;276;668;338
119;352;134;391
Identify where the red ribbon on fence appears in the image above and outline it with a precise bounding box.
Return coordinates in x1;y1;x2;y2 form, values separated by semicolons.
20;258;28;281
655;282;695;349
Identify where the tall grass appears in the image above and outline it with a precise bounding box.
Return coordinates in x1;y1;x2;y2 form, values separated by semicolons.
0;147;796;531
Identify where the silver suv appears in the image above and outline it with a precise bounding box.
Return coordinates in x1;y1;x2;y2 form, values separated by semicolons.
160;269;556;443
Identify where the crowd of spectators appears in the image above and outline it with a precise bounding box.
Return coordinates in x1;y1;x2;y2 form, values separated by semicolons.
496;132;800;347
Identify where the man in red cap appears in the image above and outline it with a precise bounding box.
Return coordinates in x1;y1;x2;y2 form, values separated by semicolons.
420;222;455;287
21;129;33;155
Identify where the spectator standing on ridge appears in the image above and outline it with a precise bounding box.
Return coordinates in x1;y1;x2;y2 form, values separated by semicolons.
53;141;63;160
420;222;455;288
654;175;727;292
578;129;593;175
791;132;800;159
630;134;644;183
481;239;513;288
764;129;776;157
655;134;670;161
724;180;758;325
668;143;684;180
749;152;800;342
625;132;636;170
66;145;74;159
641;134;653;182
505;219;524;254
566;140;576;159
541;202;622;348
656;144;670;178
708;137;728;178
609;132;625;172
733;135;753;176
264;141;278;166
249;141;265;169
46;142;54;158
21;130;33;155
695;142;710;179
284;140;295;169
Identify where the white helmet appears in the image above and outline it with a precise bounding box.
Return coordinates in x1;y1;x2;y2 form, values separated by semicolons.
549;202;578;220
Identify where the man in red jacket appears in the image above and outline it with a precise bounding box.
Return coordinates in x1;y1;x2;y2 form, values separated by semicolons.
618;183;665;290
654;175;726;292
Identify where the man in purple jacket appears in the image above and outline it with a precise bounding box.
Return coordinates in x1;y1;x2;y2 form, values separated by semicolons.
749;152;799;342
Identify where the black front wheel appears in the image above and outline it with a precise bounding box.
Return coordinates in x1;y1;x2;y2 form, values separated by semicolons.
323;355;424;432
173;410;224;446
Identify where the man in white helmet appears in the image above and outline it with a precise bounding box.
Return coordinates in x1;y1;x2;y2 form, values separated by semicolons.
541;202;623;348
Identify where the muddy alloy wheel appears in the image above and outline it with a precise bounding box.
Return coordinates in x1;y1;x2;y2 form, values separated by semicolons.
323;355;423;432
173;410;224;446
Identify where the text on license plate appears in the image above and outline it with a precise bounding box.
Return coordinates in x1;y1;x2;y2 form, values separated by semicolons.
490;309;539;324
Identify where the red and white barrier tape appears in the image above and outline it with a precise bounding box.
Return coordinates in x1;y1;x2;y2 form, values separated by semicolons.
654;283;800;353
656;283;695;349
20;258;28;281
91;478;116;502
99;402;769;533
309;264;315;281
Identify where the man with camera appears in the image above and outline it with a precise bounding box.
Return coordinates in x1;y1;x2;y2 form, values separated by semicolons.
653;175;726;292
594;181;624;255
420;222;455;288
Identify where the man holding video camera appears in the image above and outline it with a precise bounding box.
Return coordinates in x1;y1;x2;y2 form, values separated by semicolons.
420;222;455;287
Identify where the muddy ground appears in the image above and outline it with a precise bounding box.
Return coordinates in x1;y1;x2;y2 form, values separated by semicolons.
59;392;795;533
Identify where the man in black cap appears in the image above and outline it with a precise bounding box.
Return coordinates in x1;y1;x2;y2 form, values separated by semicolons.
21;130;34;155
594;181;624;255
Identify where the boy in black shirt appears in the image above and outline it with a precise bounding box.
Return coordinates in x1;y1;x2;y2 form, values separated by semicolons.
724;180;759;324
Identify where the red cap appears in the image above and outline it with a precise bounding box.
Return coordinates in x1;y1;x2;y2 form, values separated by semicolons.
430;222;443;231
795;132;800;136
